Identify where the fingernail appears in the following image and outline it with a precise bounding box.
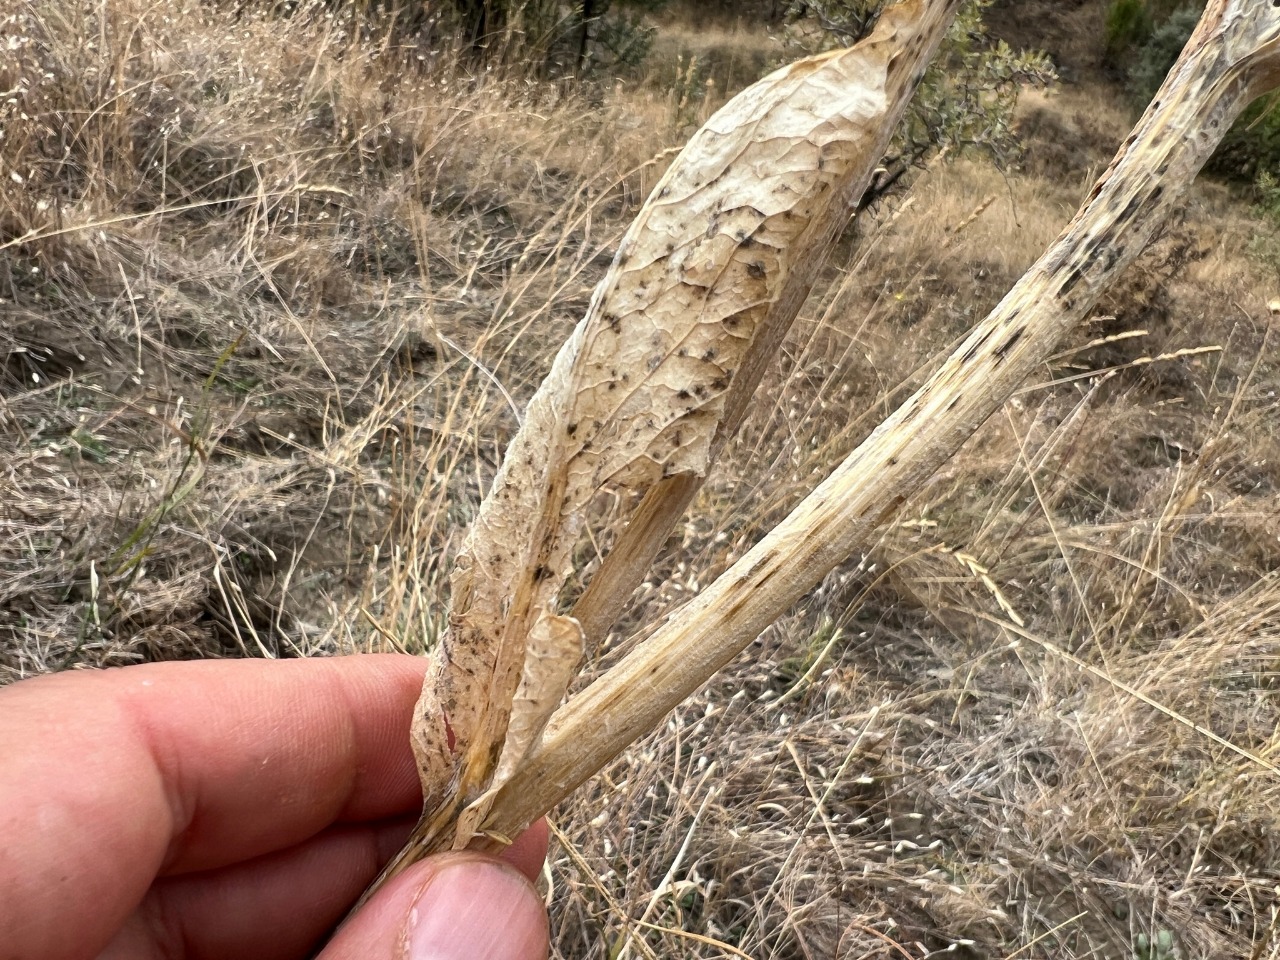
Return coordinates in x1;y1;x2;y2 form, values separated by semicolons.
405;859;547;960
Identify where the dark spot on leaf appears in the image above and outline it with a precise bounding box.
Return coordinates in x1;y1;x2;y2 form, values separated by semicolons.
443;712;456;752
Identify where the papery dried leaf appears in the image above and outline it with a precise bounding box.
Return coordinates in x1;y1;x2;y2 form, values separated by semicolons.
407;0;959;856
453;610;583;847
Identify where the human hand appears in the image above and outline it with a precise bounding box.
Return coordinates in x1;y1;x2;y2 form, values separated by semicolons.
0;655;549;960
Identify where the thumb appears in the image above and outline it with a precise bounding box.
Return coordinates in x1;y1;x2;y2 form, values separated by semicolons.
318;852;549;960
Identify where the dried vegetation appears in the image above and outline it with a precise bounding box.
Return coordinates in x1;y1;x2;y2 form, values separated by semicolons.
2;0;1279;957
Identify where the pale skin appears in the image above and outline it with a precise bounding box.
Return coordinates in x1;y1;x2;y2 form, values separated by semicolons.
0;654;549;960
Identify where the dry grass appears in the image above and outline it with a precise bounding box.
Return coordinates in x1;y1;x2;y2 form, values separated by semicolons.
4;0;1280;957
0;0;679;673
646;9;781;114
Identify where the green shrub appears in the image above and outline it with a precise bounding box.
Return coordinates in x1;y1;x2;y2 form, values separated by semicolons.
1127;6;1200;106
575;0;667;75
1104;0;1152;67
782;0;1057;197
1246;169;1280;281
1253;167;1280;223
424;0;666;75
1212;98;1280;181
1126;3;1280;181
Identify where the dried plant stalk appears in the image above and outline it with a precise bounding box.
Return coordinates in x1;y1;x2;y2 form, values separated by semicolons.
477;0;1280;848
355;0;966;908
